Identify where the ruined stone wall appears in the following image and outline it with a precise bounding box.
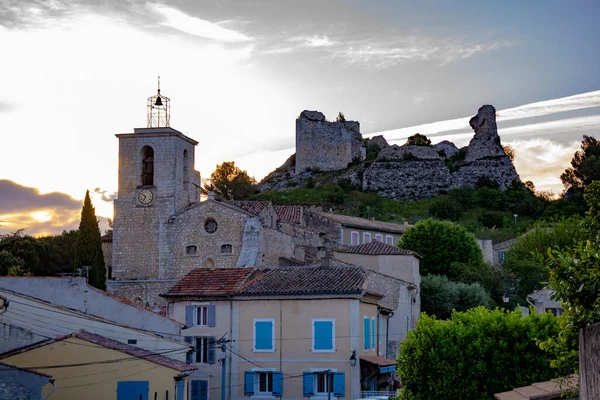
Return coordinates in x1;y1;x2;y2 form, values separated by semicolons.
107;279;179;306
295;111;363;174
259;227;296;266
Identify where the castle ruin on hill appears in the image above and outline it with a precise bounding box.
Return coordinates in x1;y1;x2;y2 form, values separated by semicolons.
259;105;521;201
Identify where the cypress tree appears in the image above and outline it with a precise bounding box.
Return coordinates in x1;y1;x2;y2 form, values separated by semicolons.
74;190;106;290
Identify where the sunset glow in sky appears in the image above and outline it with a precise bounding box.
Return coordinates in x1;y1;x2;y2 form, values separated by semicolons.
1;0;599;235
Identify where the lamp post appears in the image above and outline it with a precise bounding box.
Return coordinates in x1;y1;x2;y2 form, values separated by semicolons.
513;214;518;226
349;350;357;367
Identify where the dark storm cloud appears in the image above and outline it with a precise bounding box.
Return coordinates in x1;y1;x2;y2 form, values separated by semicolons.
0;180;80;214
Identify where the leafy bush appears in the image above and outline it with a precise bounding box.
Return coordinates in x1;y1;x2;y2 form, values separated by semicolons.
305;177;315;189
400;219;483;276
428;197;462;221
398;308;560;400
477;210;504;228
421;275;492;319
366;143;381;161
327;186;347;204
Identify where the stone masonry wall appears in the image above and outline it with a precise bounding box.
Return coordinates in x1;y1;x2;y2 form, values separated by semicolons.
295;111;363;174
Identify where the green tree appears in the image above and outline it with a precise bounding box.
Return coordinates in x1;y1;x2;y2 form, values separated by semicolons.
335;111;346;122
560;135;600;191
0;250;25;275
421;275;492;319
405;133;431;146
398;308;560;400
400;219;484;276
203;161;257;200
74;190;106;290
7;265;33;276
583;180;600;238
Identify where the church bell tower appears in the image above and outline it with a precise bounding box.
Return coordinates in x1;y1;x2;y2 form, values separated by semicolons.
108;79;201;304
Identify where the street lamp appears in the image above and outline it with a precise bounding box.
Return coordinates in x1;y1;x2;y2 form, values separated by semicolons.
513;214;518;226
503;293;510;304
349;350;357;367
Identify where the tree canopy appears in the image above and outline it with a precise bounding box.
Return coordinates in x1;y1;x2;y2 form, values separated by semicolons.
74;190;106;290
335;112;346;122
560;135;600;191
398;307;560;400
203;161;257;200
405;133;431;146
420;275;492;319
400;218;483;276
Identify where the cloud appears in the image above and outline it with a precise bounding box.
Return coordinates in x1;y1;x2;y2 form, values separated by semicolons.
289;35;336;47
93;188;117;202
147;3;252;42
0;180;82;236
508;139;579;194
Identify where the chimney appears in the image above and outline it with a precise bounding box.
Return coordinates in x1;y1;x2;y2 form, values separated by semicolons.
317;246;330;267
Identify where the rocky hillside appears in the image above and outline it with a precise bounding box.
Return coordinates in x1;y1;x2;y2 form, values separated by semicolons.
259;105;520;201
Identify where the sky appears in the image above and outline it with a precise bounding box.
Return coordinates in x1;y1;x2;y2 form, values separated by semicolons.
1;0;599;236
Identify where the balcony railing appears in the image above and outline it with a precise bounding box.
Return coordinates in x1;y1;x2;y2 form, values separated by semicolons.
360;391;395;399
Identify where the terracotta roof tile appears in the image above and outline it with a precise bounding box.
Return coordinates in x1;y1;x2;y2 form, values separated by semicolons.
360;354;397;367
313;212;410;234
335;241;418;257
239;266;366;296
74;331;195;372
229;201;270;215
274;205;303;225
494;375;578;400
164;268;260;297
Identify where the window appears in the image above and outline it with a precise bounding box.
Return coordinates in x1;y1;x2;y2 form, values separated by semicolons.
190;380;208;400
378;314;383;346
303;370;345;398
363;316;370;351
498;251;506;263
184;337;215;365
375;233;383;242
185;305;215;327
204;219;218;234
253;319;275;352
363;232;372;243
386;235;394;245
127;339;137;345
220;244;233;254
350;231;359;245
186;245;198;255
312;319;335;352
371;317;376;350
244;370;283;397
141;146;154;186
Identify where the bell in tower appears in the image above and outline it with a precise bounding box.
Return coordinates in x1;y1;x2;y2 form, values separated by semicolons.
147;76;170;128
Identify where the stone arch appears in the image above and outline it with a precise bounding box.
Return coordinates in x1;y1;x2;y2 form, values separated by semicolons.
206;258;215;269
141;145;154;186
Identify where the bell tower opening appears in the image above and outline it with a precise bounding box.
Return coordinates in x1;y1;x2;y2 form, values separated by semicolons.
141;146;154;186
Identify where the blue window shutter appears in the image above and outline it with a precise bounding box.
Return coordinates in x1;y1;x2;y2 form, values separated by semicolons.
184;336;194;364
207;304;216;327
255;321;273;350
117;381;149;400
272;372;283;396
185;306;194;326
364;318;370;350
303;372;314;396
190;380;200;400
244;371;255;396
176;381;184;400
207;336;216;364
314;321;333;350
199;380;208;400
372;319;375;348
333;372;345;397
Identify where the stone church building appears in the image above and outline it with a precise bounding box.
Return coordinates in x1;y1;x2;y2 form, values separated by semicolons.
107;88;412;306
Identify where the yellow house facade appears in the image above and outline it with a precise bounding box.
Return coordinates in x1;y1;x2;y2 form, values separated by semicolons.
1;331;195;400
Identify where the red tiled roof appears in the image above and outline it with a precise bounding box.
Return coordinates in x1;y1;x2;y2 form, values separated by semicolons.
494;375;578;400
239;266;366;296
360;354;397;367
74;331;194;372
164;268;260;297
274;205;303;225
229;201;270;215
335;241;419;257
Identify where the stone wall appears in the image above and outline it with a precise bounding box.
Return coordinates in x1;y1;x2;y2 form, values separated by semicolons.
0;372;47;400
295;110;363;174
107;279;179;307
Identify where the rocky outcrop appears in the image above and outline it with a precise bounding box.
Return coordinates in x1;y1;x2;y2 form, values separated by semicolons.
260;105;521;201
465;105;505;162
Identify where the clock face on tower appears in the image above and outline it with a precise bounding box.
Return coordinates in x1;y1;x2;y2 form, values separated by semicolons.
138;189;154;204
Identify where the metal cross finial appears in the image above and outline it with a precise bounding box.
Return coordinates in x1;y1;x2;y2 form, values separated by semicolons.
157;75;161;95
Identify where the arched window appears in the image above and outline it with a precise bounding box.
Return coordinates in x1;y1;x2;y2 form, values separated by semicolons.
206;258;215;269
183;149;188;184
141;146;154;186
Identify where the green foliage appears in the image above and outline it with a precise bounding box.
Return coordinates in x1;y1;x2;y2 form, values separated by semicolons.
477;210;504;228
397;308;560;400
305;177;315;189
427;197;462;221
74;190;106;290
7;265;33;276
204;161;257;200
326;186;347;204
0;250;25;275
476;187;506;210
405;133;431;146
583;180;600;237
445;148;467;172
365;143;381;161
335;111;346;122
421;275;492;319
560;135;600;191
400;219;483;276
